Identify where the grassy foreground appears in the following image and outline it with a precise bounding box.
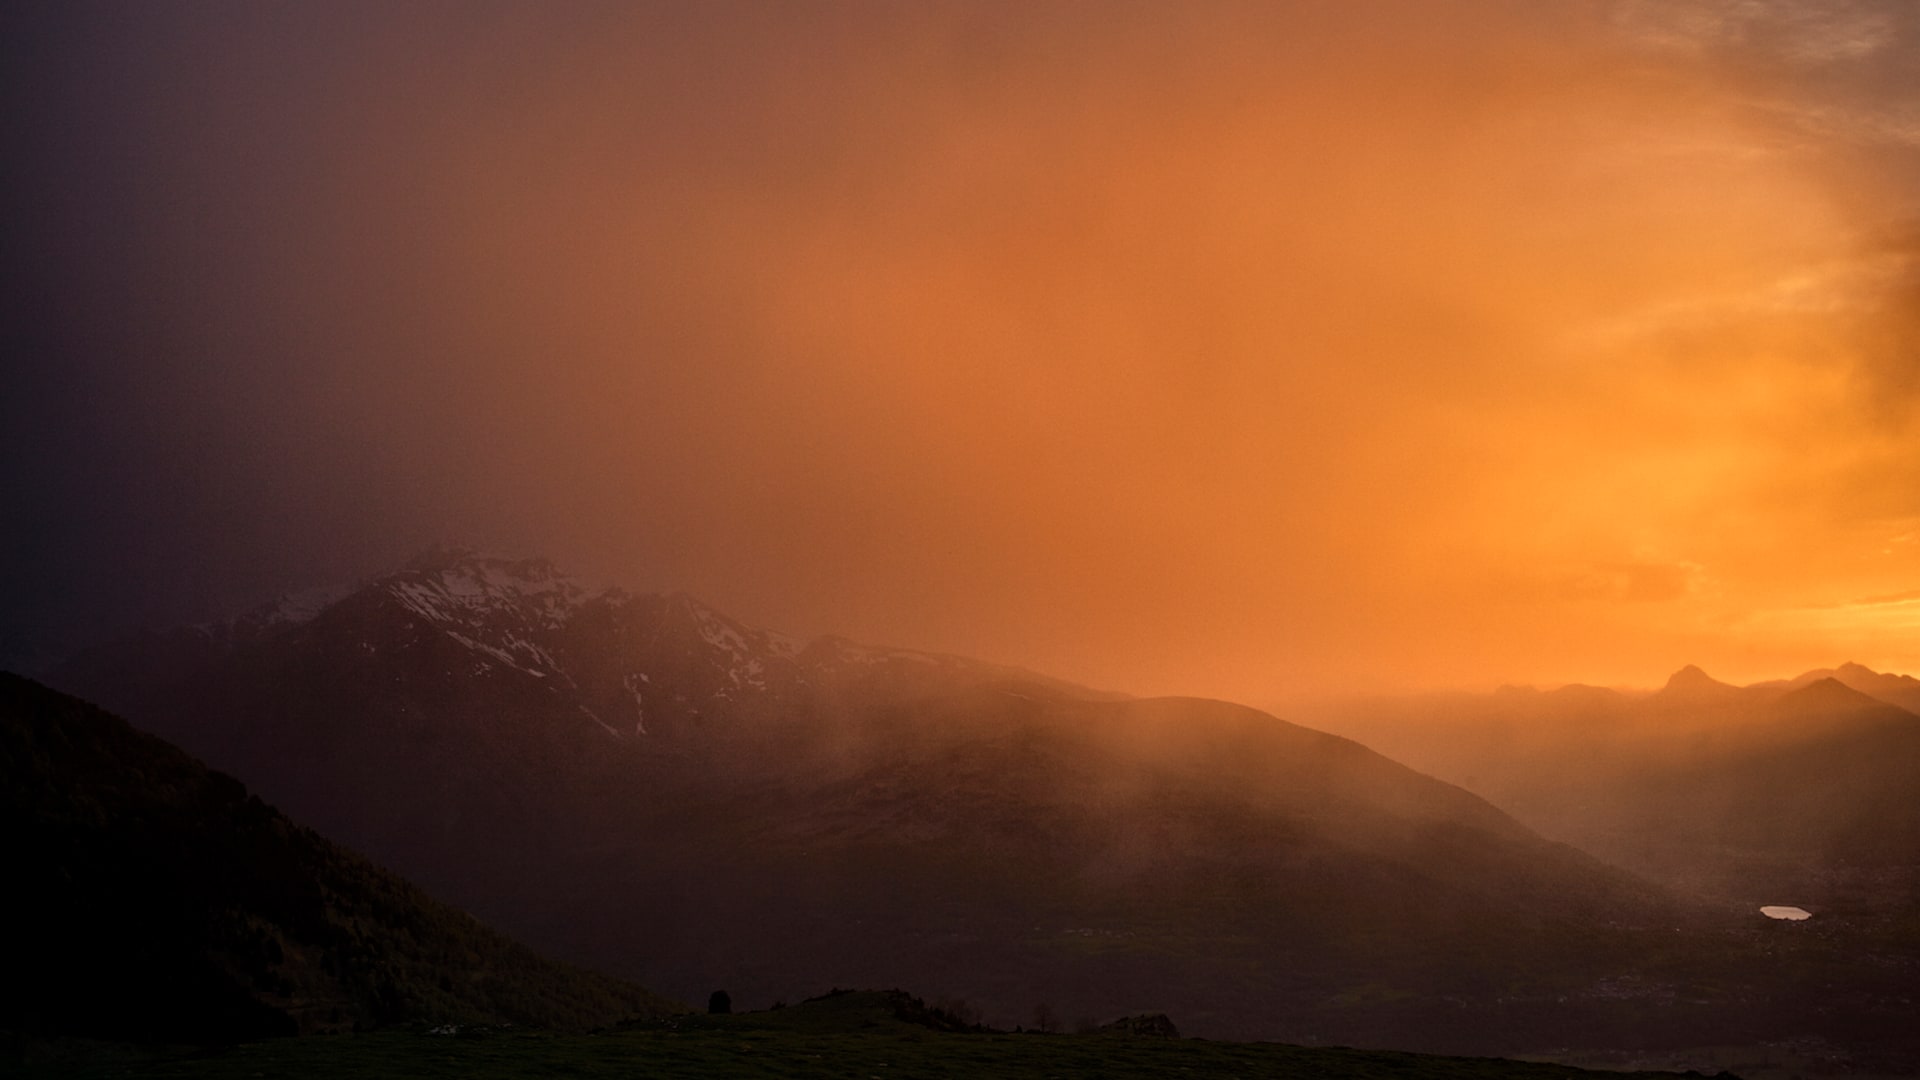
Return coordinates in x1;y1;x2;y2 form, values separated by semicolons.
15;991;1735;1080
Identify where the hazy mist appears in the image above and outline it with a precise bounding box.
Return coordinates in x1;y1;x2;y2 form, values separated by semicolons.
8;0;1920;700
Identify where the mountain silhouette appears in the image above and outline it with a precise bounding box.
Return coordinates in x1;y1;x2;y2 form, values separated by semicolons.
1770;675;1888;718
1783;661;1920;715
0;672;678;1044
1310;665;1920;899
1656;664;1742;699
48;549;1681;1052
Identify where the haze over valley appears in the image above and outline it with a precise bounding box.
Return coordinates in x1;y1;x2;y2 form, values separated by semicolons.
8;1;1920;1076
30;547;1920;1072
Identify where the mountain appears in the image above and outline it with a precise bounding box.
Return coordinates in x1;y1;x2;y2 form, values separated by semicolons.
47;548;1690;1053
1655;664;1743;701
569;689;1681;1044
1304;665;1920;900
50;546;1110;895
0;672;679;1045
1770;675;1892;722
1785;661;1920;715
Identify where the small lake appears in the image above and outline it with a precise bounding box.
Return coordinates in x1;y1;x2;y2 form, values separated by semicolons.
1759;905;1812;921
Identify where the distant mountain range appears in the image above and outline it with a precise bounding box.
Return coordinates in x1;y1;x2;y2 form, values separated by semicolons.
40;548;1920;1059
0;672;678;1045
1765;661;1920;715
1304;663;1920;903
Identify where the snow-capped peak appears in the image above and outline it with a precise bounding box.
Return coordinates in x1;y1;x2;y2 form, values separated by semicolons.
382;549;587;631
355;548;600;685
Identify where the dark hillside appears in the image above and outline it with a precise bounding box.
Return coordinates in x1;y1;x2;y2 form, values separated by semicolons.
0;673;679;1044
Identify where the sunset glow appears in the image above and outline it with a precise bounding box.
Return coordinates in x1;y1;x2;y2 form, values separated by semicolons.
7;1;1920;699
12;6;1920;1069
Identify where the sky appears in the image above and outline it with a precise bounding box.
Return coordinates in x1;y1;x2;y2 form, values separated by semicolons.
6;0;1920;702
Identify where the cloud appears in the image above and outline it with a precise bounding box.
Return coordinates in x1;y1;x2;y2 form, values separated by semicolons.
1557;563;1704;604
1613;0;1901;66
1846;587;1920;606
9;1;1920;697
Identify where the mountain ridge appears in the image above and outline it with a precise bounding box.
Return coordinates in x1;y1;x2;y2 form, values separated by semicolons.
1302;662;1920;904
46;549;1690;1052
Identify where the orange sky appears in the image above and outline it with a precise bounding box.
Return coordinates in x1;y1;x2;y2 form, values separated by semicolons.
9;2;1920;700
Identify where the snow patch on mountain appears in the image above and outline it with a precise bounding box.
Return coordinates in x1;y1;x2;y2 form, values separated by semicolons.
165;547;1107;739
384;554;587;631
579;705;624;739
623;672;649;735
443;630;556;680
